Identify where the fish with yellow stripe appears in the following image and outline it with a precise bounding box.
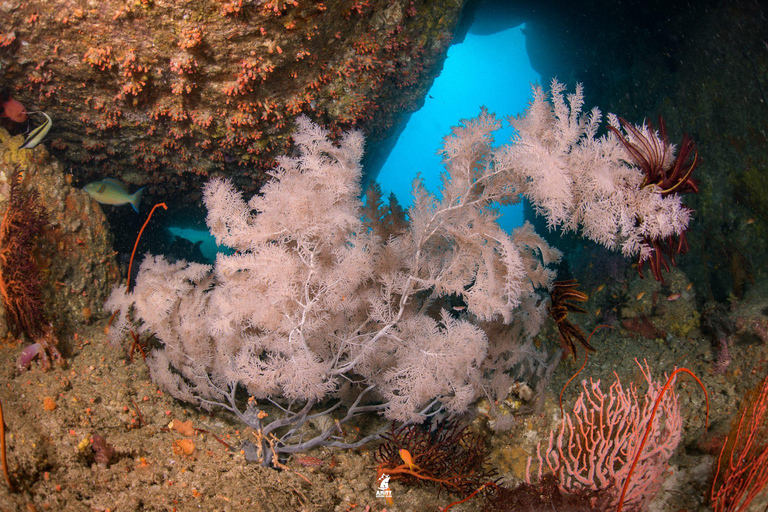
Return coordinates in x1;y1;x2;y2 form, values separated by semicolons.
19;111;53;150
84;178;144;212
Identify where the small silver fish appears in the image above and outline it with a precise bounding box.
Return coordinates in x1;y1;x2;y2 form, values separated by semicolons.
19;111;52;149
84;178;144;212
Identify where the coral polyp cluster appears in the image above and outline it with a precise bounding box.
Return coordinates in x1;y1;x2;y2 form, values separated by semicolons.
1;0;462;197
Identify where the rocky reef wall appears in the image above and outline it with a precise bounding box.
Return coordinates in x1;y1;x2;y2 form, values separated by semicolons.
0;129;119;342
519;0;768;301
1;0;465;200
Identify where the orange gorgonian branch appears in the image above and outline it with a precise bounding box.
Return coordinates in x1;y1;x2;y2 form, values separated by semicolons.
127;202;167;293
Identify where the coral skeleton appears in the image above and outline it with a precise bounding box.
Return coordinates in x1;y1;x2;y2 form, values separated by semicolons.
106;81;695;465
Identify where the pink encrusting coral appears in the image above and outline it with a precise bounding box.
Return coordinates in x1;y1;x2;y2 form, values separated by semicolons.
526;360;683;510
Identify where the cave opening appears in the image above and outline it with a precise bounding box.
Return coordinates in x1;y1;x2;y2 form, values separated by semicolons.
372;9;539;233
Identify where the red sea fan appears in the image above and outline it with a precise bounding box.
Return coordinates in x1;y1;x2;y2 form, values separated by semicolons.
526;360;685;511
711;372;768;512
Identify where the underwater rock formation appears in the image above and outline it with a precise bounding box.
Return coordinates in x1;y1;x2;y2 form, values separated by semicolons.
0;169;47;339
0;128;119;341
0;0;464;199
520;0;768;301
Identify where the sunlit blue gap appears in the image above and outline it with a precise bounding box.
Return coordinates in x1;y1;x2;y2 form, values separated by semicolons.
163;23;539;261
166;226;229;263
375;23;539;233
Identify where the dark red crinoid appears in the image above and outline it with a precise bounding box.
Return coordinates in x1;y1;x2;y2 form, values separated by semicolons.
374;420;496;497
549;279;592;360
640;231;691;283
608;117;701;282
608;116;699;197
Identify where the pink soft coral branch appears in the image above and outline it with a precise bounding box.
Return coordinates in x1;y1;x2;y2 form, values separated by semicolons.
527;360;683;510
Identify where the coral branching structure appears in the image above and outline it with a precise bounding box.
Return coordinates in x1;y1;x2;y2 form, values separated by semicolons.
107;82;698;466
710;371;768;512
0;169;64;369
608;116;701;281
0;0;463;197
0;169;47;338
374;420;496;496
526;361;683;511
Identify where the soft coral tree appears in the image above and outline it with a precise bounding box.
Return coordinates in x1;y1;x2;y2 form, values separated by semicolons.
107;113;559;464
106;81;698;465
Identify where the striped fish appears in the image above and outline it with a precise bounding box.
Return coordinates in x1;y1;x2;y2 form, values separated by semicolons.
19;111;52;150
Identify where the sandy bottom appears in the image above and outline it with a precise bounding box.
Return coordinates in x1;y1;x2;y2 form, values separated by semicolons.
0;289;767;512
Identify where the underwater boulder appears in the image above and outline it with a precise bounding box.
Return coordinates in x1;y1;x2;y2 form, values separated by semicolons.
0;127;120;341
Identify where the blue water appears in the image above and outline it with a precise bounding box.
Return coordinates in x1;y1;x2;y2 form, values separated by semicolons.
375;24;539;233
166;226;227;262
